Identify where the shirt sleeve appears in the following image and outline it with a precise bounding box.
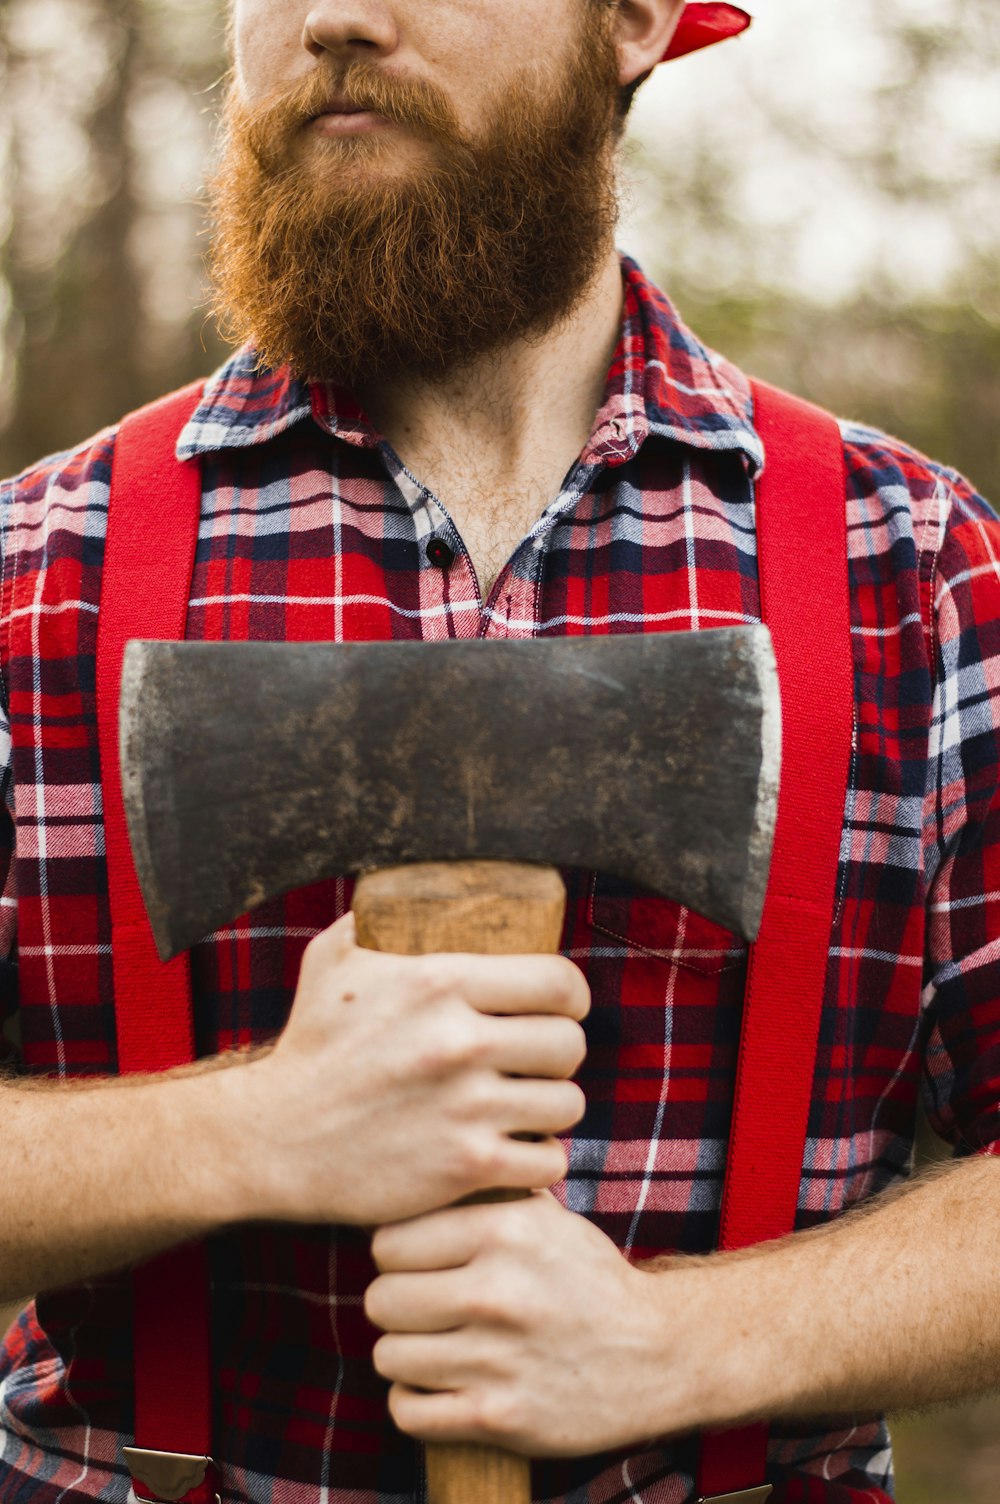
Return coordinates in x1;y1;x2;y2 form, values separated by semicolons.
921;474;1000;1156
0;687;19;1074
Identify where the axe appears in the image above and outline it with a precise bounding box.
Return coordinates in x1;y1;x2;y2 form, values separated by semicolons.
119;627;780;1504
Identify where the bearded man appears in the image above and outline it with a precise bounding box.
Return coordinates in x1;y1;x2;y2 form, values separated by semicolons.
1;4;999;1504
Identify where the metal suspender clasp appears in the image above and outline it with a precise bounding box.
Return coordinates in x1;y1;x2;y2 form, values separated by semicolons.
124;1448;222;1504
697;1490;773;1504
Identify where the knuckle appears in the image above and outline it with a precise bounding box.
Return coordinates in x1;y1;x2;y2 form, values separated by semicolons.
489;1266;538;1328
564;1081;587;1127
369;1226;395;1271
550;959;589;1017
371;1335;396;1380
413;955;460;1003
448;1134;492;1190
542;1081;583;1133
469;1025;495;1067
386;1384;419;1436
465;1135;507;1186
539;1138;569;1184
307;917;348;962
473;1387;519;1441
416;1019;484;1079
299;929;350;992
490;1204;532;1253
566;1021;589;1072
448;1022;490;1071
547;964;576;1012
410;1039;452;1079
572;981;592;1023
363;1280;388;1329
454;1069;499;1124
464;1281;507;1325
299;932;325;979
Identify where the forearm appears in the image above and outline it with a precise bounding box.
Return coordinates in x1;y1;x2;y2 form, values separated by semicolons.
0;920;592;1307
642;1154;1000;1433
0;1052;265;1302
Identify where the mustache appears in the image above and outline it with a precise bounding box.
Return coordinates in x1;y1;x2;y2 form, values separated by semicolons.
230;63;466;168
208;6;622;389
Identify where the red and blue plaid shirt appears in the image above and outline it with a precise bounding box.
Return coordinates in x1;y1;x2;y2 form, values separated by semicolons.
1;256;999;1504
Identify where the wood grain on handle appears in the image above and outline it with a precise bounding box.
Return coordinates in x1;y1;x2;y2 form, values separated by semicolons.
353;861;568;1504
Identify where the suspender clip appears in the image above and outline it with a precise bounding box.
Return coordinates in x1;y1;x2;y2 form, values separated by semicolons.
124;1447;221;1504
697;1489;773;1504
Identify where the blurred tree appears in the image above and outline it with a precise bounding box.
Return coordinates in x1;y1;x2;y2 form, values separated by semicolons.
0;0;227;475
663;281;1000;501
3;0;146;464
627;0;1000;499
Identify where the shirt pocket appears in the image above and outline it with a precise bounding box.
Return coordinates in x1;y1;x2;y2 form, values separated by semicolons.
588;871;746;976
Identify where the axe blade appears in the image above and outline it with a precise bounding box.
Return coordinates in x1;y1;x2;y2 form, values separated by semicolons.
120;629;780;961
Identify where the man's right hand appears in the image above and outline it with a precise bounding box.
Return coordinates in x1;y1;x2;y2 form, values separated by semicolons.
0;913;588;1303
239;913;590;1228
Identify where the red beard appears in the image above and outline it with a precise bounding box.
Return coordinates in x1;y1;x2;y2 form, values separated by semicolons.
207;16;622;388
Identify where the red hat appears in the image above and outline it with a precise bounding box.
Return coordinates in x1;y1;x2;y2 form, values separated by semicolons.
662;3;752;62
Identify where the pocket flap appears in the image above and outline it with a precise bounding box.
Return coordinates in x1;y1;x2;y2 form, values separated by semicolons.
589;872;746;975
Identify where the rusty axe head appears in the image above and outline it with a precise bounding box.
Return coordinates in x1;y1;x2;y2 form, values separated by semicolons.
119;628;780;960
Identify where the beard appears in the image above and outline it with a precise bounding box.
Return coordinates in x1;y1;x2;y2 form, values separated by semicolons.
207;13;622;388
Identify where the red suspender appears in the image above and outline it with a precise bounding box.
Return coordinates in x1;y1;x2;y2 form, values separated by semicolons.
696;381;852;1501
96;384;220;1504
98;378;851;1504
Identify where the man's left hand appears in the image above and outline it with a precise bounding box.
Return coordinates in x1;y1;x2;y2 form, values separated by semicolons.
367;1156;1000;1456
365;1191;678;1458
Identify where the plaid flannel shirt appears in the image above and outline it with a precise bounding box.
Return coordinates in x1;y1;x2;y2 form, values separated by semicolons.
1;255;999;1504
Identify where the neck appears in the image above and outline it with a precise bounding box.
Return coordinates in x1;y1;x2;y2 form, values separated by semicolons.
353;247;626;474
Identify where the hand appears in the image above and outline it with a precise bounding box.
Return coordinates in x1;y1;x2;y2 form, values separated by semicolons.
241;915;590;1227
365;1192;677;1458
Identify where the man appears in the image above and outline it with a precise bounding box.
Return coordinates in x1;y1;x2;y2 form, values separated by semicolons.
1;2;998;1501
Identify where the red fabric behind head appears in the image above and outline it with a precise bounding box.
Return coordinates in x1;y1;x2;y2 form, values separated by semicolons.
662;2;751;62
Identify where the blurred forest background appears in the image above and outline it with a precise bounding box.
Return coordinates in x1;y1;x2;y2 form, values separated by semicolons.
2;0;1000;503
0;0;998;1497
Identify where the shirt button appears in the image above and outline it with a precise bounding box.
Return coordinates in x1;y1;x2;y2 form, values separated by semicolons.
426;537;455;570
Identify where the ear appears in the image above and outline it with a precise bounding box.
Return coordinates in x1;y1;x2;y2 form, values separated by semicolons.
611;0;686;87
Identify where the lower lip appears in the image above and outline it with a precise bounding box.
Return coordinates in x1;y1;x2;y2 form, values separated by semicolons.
312;111;391;136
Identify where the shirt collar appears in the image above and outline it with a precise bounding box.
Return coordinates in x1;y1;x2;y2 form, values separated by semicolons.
177;254;763;476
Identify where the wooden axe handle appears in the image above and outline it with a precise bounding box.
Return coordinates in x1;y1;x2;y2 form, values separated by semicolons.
353;860;568;1504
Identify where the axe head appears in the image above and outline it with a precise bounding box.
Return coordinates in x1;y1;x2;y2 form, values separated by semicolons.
120;628;780;960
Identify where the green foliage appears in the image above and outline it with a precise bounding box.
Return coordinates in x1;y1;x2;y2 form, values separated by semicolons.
894;1395;1000;1502
669;278;1000;503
